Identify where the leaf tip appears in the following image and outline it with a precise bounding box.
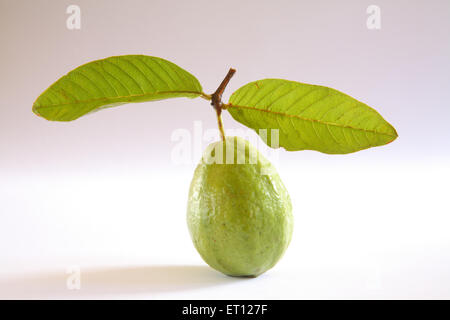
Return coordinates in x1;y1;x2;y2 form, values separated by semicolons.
388;130;399;144
387;122;399;143
32;103;42;118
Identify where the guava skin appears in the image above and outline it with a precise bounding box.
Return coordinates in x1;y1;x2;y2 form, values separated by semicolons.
187;136;293;277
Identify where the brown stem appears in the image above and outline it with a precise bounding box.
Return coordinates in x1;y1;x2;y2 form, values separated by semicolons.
211;68;236;141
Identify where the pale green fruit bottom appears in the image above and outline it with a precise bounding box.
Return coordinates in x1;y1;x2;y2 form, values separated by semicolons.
187;136;293;277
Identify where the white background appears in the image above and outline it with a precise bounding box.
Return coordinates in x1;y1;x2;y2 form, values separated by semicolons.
2;161;449;299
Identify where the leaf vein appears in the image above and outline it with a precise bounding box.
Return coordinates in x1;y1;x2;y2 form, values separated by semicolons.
104;60;145;94
226;103;396;138
33;90;202;110
122;57;156;92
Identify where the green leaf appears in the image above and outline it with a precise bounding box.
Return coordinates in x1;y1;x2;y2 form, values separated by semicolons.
227;79;397;154
33;55;203;121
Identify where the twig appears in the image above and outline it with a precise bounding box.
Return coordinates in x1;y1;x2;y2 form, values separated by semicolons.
210;68;236;141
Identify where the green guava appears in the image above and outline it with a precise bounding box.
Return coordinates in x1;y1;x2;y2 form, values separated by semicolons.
187;136;293;277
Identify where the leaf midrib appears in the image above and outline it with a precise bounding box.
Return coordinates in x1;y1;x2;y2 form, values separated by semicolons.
33;90;203;110
225;103;397;138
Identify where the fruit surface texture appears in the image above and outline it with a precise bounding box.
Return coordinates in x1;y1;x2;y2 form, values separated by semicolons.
187;136;293;277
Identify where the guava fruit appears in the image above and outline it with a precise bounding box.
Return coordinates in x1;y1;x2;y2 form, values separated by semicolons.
187;136;293;277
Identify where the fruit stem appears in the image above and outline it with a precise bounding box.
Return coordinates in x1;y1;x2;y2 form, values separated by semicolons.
211;68;236;141
215;108;226;141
